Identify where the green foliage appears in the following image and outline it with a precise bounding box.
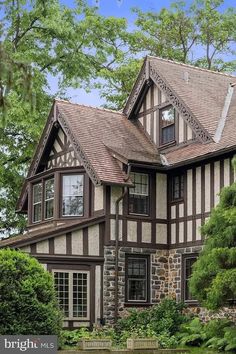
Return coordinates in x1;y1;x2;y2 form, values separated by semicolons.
177;318;236;352
0;0;130;234
190;182;236;309
116;298;186;348
0;248;62;335
131;0;236;70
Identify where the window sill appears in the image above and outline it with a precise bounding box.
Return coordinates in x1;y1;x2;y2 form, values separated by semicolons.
124;302;152;307
170;198;184;204
184;300;199;307
159;140;176;150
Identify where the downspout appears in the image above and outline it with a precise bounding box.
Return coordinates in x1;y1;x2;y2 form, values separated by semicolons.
114;164;131;323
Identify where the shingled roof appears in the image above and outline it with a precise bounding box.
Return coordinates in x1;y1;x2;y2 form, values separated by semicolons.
56;100;160;185
17;56;236;213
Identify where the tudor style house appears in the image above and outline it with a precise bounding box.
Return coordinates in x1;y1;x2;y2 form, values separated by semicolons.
1;56;236;328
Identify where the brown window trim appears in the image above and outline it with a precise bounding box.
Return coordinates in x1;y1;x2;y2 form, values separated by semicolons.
182;254;199;305
159;104;176;147
28;167;89;225
30;173;55;224
171;173;185;203
125;254;150;305
128;171;151;217
59;171;90;220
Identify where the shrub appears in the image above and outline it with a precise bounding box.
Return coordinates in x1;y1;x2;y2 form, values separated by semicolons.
177;317;236;352
0;249;62;335
116;298;186;348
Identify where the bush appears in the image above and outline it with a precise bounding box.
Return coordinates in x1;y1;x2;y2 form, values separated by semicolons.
116;298;186;348
0;249;62;335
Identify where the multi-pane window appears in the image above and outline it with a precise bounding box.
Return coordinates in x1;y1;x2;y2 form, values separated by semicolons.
129;172;149;215
183;256;197;302
171;174;184;201
33;183;42;222
62;175;84;216
53;270;89;320
126;256;149;302
45;179;54;219
160;106;175;145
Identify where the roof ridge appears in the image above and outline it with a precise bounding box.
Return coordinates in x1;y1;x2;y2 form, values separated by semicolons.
55;98;123;115
147;55;236;79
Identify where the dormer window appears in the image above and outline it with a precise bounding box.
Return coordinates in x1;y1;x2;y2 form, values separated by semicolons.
160;106;175;145
62;174;84;217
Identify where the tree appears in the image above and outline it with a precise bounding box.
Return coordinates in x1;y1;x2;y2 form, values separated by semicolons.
190;178;236;310
99;0;236;109
0;248;62;334
0;0;129;234
131;0;236;70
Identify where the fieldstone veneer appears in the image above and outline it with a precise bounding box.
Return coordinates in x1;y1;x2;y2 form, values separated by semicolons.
103;245;236;324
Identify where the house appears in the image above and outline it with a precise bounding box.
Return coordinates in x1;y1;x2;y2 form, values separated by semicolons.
1;56;236;328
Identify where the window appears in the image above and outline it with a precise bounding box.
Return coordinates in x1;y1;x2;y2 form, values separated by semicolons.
33;183;42;222
125;256;149;303
53;270;89;320
62;175;84;216
32;178;54;223
183;256;197;302
171;174;184;201
160;106;175;145
45;179;54;219
129;172;149;215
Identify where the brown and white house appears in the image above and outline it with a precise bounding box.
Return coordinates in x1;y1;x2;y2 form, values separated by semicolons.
1;56;236;328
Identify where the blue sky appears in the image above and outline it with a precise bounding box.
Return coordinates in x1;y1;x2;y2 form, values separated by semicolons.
50;0;236;106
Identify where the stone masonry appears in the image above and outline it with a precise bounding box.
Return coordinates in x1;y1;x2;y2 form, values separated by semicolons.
103;245;236;324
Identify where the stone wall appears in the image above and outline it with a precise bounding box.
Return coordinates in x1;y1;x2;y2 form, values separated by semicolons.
103;244;236;324
103;246;168;324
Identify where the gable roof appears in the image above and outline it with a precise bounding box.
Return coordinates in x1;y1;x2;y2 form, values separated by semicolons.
17;56;236;212
17;99;160;211
124;56;236;143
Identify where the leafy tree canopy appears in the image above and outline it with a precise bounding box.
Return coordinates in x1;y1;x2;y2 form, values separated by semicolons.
0;0;236;235
190;173;236;310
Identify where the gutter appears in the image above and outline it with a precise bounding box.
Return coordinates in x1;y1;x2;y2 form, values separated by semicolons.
114;164;131;323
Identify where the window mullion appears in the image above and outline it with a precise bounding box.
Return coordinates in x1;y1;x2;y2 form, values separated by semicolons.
69;272;73;320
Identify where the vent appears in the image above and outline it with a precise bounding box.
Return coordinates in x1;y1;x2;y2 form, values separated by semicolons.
183;71;189;83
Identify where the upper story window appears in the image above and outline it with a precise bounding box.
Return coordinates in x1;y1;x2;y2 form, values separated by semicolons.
62;174;84;216
160;106;175;145
45;179;54;219
32;178;54;223
129;172;149;215
171;174;184;201
33;183;42;223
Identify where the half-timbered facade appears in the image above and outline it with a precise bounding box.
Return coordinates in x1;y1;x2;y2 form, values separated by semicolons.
1;56;236;327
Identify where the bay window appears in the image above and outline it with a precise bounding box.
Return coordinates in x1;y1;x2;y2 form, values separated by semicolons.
33;183;42;222
62;174;84;216
45;179;54;219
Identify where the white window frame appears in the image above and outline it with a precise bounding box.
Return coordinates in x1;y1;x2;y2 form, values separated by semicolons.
53;269;90;321
62;174;84;217
32;182;42;223
44;178;54;220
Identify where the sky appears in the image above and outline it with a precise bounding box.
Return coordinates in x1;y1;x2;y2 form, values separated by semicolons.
49;0;236;107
